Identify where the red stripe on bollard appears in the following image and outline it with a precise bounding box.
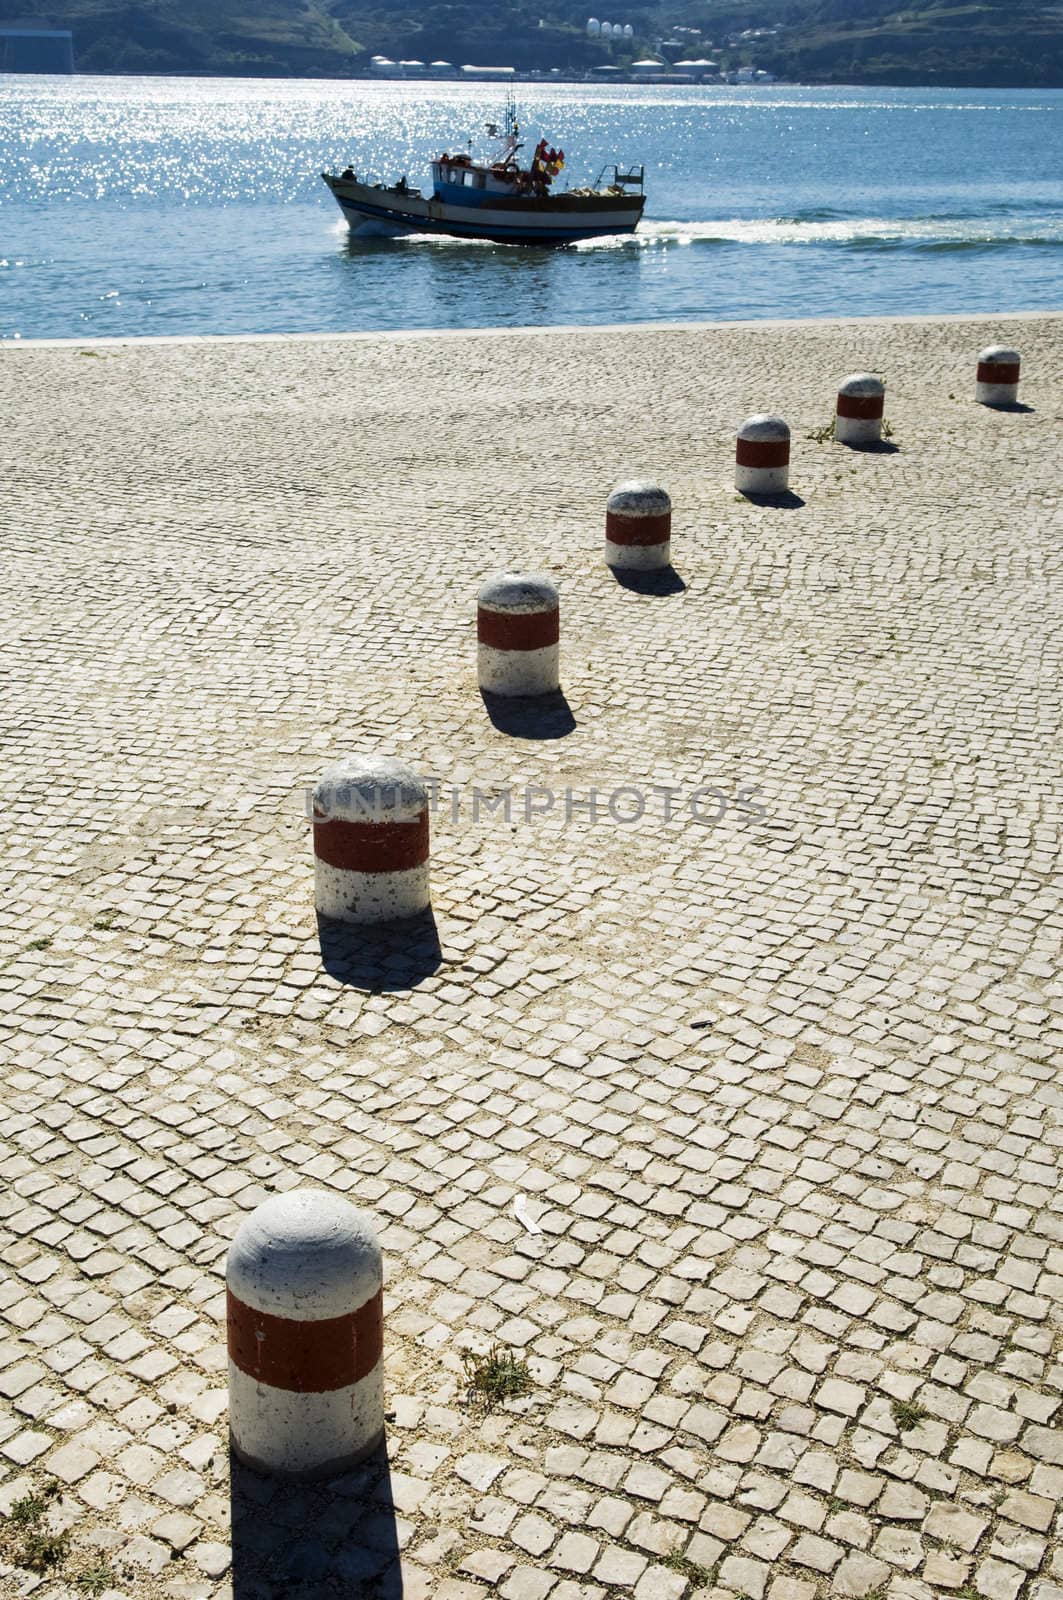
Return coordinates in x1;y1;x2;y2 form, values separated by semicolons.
836;393;885;420
312;812;429;872
227;1286;383;1393
977;361;1020;385
605;510;672;546
477;606;560;651
735;437;791;469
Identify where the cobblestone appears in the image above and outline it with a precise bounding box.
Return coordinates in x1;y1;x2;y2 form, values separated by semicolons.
0;314;1061;1598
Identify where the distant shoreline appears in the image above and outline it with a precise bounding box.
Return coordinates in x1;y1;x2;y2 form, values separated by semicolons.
7;69;1063;90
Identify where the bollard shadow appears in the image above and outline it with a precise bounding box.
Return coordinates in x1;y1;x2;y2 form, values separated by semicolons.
740;489;806;509
480;687;576;740
317;907;442;991
230;1437;403;1600
609;564;686;596
840;438;900;455
980;401;1035;414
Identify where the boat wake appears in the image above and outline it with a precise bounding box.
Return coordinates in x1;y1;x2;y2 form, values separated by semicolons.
334;207;1063;257
576;215;1063;252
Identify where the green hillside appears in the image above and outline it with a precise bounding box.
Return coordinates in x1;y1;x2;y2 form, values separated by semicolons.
690;0;1063;86
3;0;1061;82
3;0;364;73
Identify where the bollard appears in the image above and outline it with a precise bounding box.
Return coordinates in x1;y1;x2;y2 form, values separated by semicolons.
735;414;790;495
477;572;560;697
605;480;672;570
312;754;429;924
226;1188;384;1478
976;345;1020;407
835;373;885;447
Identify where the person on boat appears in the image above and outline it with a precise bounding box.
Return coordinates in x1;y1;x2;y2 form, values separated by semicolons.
530;139;550;194
341;166;355;180
396;175;408;194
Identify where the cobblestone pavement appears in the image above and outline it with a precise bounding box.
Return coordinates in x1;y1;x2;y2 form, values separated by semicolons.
1;313;1061;1600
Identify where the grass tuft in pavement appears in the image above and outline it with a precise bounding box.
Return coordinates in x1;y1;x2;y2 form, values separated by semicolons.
891;1396;929;1431
662;1547;715;1585
462;1345;534;1408
1;1479;115;1590
2;1481;68;1573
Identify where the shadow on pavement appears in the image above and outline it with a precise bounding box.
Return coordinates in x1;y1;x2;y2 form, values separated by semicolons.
230;1438;403;1600
317;907;442;990
481;687;576;739
609;564;686;595
840;438;900;454
740;490;806;509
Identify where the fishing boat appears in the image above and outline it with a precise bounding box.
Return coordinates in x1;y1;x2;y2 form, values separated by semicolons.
322;96;644;246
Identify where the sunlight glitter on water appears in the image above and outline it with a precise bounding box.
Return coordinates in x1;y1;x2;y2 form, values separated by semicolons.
2;77;1061;337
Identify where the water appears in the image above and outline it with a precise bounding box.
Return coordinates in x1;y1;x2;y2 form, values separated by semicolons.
1;75;1061;340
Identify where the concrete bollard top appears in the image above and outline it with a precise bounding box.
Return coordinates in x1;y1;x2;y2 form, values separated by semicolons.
606;480;672;518
978;344;1020;366
837;373;885;398
737;413;790;442
313;754;427;825
478;572;559;613
227;1189;382;1320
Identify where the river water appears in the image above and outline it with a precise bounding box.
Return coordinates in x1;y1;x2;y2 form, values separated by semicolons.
1;75;1061;338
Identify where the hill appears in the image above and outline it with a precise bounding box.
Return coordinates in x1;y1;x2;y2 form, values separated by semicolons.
688;0;1063;86
3;0;1062;83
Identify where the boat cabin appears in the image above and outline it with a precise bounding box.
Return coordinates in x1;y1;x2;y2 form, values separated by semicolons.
431;155;553;202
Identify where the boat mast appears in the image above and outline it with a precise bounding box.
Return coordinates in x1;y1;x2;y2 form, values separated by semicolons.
485;89;522;170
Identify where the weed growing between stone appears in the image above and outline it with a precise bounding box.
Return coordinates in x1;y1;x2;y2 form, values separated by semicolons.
461;1345;533;1408
891;1396;929;1431
1;1481;68;1574
662;1546;716;1585
76;1565;116;1596
0;1479;115;1591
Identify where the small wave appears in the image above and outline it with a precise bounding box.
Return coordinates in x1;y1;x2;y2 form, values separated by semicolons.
580;216;1063;251
917;235;1061;252
776;207;846;223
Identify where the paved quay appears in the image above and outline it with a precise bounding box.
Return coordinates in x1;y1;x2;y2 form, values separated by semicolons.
1;312;1061;1600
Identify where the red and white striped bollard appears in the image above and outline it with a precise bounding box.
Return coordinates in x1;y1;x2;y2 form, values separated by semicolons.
227;1189;384;1478
735;414;790;495
976;345;1020;407
605;480;672;570
835;373;885;446
477;573;560;697
312;754;429;924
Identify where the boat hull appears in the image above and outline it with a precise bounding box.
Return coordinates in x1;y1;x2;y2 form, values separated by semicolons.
322;175;643;245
